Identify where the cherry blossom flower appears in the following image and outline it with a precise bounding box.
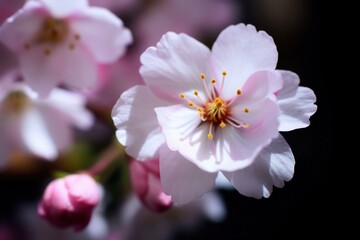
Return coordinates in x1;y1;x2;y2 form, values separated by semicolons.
0;0;132;96
129;158;172;212
112;23;317;204
0;70;93;168
37;173;101;231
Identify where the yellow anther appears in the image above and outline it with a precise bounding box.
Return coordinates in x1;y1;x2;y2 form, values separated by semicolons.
245;123;250;128
236;89;242;95
244;108;249;113
180;93;185;98
194;90;199;96
188;101;194;107
208;133;213;139
200;73;205;79
211;79;216;84
222;71;227;76
197;107;202;112
220;121;226;128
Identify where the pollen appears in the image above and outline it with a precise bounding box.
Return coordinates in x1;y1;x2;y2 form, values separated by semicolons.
181;70;251;140
37;18;69;44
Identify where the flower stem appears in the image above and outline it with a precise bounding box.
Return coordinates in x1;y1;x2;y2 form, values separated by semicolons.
87;140;124;177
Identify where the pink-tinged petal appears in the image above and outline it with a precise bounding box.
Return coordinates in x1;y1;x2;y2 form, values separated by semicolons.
140;32;212;101
46;88;94;129
112;86;169;160
39;0;88;18
231;70;283;105
20;43;97;96
223;134;294;198
129;159;172;212
129;159;149;198
0;1;45;52
155;104;201;151
159;146;217;205
20;108;59;159
65;174;100;208
212;23;278;97
277;70;317;131
71;7;132;63
145;174;172;212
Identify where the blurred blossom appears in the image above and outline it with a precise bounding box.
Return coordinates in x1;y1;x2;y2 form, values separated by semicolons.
0;70;94;169
89;0;139;14
134;0;239;53
85;0;239;109
37;173;101;231
0;0;132;96
112;23;317;204
118;192;226;240
129;158;172;212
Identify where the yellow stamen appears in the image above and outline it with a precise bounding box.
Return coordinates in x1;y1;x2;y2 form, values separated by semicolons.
236;89;242;95
244;108;249;113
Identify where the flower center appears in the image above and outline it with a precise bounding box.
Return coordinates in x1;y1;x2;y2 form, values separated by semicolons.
180;71;250;139
36;18;69;44
205;97;228;123
2;90;31;115
24;17;81;56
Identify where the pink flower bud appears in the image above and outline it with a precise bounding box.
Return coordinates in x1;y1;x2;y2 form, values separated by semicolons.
37;173;101;231
129;159;172;212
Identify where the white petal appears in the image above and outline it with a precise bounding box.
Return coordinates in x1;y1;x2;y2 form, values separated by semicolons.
71;6;132;63
277;70;317;131
20;43;97;96
223;134;295;199
46;88;94;129
0;1;44;52
155;104;201;151
159;146;217;205
140;32;212;101
21;109;59;159
211;23;278;98
112;86;169;160
39;0;88;18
